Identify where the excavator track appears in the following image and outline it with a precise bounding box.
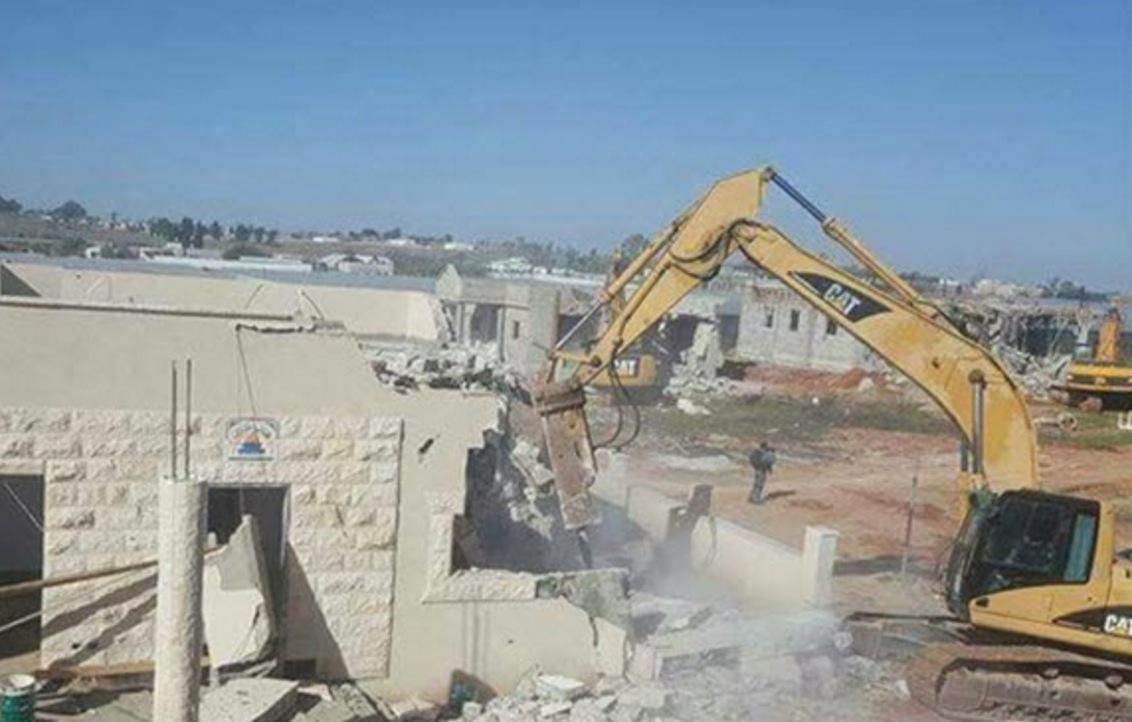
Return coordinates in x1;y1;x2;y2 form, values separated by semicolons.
908;642;1132;721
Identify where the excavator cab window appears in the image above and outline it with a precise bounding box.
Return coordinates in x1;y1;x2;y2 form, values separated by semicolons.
965;493;1099;599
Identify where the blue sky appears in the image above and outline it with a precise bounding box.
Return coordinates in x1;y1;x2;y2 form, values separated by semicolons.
1;1;1129;289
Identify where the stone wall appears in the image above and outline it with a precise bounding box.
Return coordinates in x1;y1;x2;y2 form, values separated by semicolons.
0;406;401;679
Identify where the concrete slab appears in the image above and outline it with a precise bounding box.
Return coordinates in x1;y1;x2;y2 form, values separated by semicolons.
197;678;299;722
202;516;275;669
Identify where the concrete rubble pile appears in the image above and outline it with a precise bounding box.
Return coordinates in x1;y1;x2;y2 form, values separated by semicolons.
360;340;523;392
454;611;907;722
944;299;1078;402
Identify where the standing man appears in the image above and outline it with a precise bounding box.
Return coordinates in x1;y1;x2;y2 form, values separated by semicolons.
748;441;777;504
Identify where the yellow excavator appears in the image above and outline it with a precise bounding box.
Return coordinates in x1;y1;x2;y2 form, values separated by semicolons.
587;249;660;393
533;166;1132;719
1063;302;1132;410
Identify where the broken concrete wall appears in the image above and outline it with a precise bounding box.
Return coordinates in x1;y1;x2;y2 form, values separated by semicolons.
0;299;406;677
381;395;629;702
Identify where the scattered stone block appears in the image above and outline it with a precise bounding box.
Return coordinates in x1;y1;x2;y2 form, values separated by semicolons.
535;674;588;702
197;678;299;722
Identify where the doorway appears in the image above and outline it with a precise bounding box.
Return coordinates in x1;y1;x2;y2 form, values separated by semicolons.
0;475;44;672
206;485;289;620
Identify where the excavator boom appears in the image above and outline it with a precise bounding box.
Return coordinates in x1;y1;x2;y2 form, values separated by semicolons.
534;166;1037;530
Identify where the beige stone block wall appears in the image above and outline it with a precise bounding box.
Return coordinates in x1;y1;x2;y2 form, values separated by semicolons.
0;406;401;679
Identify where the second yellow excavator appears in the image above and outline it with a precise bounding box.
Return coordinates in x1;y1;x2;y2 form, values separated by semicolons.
533;166;1132;719
1063;302;1132;410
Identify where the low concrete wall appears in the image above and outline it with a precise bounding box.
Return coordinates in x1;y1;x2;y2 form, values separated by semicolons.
593;454;838;610
689;516;838;608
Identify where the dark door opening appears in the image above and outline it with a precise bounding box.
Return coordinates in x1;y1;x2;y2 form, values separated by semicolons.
206;486;289;619
0;475;44;671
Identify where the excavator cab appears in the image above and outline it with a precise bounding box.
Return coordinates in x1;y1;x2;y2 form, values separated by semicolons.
944;490;1102;620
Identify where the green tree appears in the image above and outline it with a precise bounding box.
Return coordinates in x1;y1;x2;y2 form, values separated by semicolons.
192;221;207;248
54;237;88;256
149;217;177;241
221;242;268;260
209;221;222;240
51;200;87;221
234;224;251;242
0;196;22;214
177;217;195;248
619;233;647;257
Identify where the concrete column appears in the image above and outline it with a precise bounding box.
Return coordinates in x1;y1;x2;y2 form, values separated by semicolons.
153;474;207;722
462;303;476;344
799;525;839;607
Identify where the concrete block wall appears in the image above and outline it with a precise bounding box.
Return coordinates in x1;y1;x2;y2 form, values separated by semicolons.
736;290;872;372
592;454;838;610
0;406;402;679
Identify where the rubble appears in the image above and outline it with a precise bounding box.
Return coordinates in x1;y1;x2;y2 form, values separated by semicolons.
674;398;710;416
360;340;522;392
534;675;588;702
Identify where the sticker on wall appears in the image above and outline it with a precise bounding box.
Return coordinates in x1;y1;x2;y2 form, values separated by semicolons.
227;417;278;460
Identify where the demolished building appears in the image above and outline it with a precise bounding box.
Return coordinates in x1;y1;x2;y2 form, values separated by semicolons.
0;260;840;710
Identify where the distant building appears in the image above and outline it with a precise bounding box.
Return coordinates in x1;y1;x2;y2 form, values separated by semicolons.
319;253;394;276
443;241;474;252
137;242;185;260
311;235;338;244
487;256;536;277
382;238;418;248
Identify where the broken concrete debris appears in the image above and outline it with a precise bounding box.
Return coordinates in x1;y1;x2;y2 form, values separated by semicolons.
203;515;276;671
197;677;300;722
534;674;589;702
362;340;522;392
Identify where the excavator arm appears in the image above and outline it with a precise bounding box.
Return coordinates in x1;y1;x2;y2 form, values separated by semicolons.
534;166;1038;530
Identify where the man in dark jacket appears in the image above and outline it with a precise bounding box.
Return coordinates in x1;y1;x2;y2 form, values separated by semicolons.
748;441;776;504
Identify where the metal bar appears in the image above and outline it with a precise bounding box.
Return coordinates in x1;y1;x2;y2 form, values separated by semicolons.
0;545;223;600
766;168;828;223
900;474;918;581
970;371;987;476
171;361;178;478
768;168;924;306
552;301;605;353
184;358;192;478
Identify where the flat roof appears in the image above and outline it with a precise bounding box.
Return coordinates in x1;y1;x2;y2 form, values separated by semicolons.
0;252;436;293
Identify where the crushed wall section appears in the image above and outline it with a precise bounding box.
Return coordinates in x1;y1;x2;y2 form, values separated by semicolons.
383;395;628;701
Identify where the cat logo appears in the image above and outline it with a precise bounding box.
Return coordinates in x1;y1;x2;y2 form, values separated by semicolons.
822;283;863;318
1104;614;1132;636
790;272;891;324
614;357;640;377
